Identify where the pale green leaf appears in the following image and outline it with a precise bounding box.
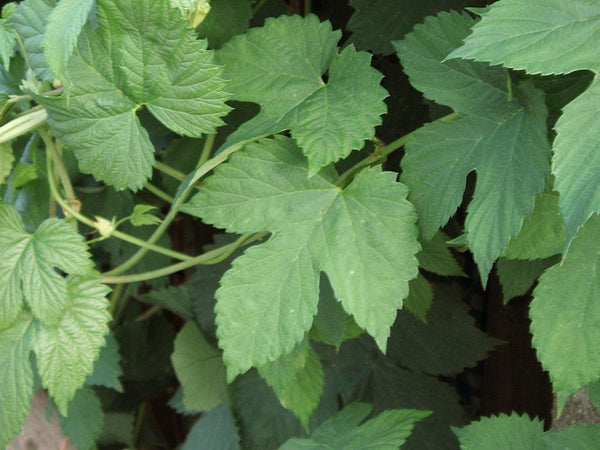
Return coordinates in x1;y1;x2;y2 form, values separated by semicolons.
258;339;324;429
449;0;600;241
496;257;558;304
544;424;600;450
35;275;111;415
0;204;93;327
393;11;508;119
281;402;431;449
454;413;545;449
182;404;240;450
35;0;230;190
502;193;565;260
0;314;35;449
449;0;600;76
85;332;123;392
196;0;251;48
0;142;13;185
347;0;470;55
58;387;103;450
417;231;464;276
171;321;229;412
552;80;600;241
183;136;420;376
8;0;55;80
217;14;387;174
397;11;550;284
138;286;195;321
129;204;162;226
403;273;433;322
389;286;501;375
0;21;17;70
43;0;94;81
531;214;600;399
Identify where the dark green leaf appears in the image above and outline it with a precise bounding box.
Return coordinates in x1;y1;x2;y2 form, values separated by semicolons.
58;387;103;450
182;404;240;450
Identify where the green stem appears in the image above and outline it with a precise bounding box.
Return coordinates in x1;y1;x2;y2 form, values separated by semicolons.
154;160;187;181
102;232;267;284
105;133;272;277
335;112;457;188
144;182;174;203
0;107;47;145
251;0;268;15
304;0;312;14
197;133;216;168
45;149;192;261
108;282;126;317
39;128;76;200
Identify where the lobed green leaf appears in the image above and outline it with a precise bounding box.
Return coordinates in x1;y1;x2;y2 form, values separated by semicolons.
35;275;111;415
183;136;420;377
217;14;387;174
0;203;93;327
397;11;550;284
35;0;230;190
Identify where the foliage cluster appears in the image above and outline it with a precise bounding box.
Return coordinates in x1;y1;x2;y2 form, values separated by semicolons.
1;0;600;448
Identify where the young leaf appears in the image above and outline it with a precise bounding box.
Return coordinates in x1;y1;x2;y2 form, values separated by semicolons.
181;404;240;450
453;413;545;449
0;203;93;328
7;0;55;80
216;14;387;174
35;0;230;190
35;275;111;415
347;0;470;55
388;286;501;375
182;136;420;377
531;215;600;401
43;0;95;82
281;402;431;449
85;333;123;392
396;11;550;284
58;387;104;450
129;204;162;226
449;0;600;241
258;339;324;429
0;314;35;449
0;21;16;70
171;321;229;412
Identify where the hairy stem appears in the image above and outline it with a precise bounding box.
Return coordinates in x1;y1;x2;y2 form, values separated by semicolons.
102;232;267;284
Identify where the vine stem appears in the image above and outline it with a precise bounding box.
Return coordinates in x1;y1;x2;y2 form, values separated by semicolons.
101;232;267;284
44;135;192;261
154;160;187;181
335;112;457;188
104;133;272;277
